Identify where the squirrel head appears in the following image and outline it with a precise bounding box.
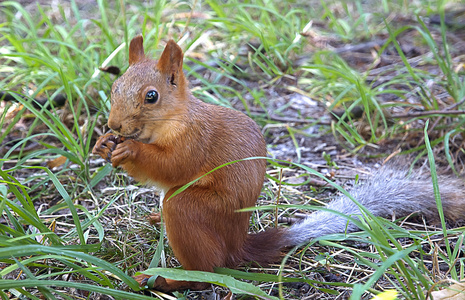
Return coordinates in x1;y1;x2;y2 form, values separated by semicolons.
107;35;189;144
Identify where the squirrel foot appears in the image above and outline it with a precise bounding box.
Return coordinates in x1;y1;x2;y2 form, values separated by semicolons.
147;212;161;225
134;273;209;292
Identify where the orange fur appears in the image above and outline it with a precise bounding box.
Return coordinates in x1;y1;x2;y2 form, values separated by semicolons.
92;36;282;292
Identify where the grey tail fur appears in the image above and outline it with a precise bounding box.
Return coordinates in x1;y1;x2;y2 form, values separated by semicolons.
284;167;465;246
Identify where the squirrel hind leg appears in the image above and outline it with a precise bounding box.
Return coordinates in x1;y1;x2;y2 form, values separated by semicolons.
135;214;223;292
143;210;226;292
161;186;237;267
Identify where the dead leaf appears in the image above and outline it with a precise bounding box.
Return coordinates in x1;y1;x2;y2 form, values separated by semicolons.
47;156;68;169
431;282;465;300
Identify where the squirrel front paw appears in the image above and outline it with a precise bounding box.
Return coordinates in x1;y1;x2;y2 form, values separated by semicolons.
92;133;117;162
111;139;137;167
92;133;125;163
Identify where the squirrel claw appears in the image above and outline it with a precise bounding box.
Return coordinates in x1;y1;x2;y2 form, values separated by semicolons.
139;276;149;286
105;152;112;163
134;274;158;288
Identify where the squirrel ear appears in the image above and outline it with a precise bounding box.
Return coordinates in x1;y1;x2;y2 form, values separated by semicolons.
129;35;145;65
157;40;184;85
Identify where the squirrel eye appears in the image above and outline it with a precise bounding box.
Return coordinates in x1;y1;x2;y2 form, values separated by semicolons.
145;89;159;104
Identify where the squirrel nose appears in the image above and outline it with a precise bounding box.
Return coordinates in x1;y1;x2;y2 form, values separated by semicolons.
108;119;121;132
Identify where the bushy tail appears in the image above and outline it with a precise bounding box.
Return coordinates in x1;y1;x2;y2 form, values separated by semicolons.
285;167;465;246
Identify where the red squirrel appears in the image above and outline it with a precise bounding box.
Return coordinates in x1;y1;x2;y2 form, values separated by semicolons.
93;35;465;292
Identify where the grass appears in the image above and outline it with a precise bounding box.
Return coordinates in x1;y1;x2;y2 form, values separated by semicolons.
1;0;464;299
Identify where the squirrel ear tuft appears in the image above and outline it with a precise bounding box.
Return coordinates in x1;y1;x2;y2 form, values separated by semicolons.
129;35;145;65
157;40;184;84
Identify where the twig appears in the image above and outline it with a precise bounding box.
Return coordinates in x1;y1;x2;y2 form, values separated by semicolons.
249;112;331;125
383;149;402;165
391;110;465;118
180;0;199;38
334;39;387;54
444;98;465;111
275;168;283;228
